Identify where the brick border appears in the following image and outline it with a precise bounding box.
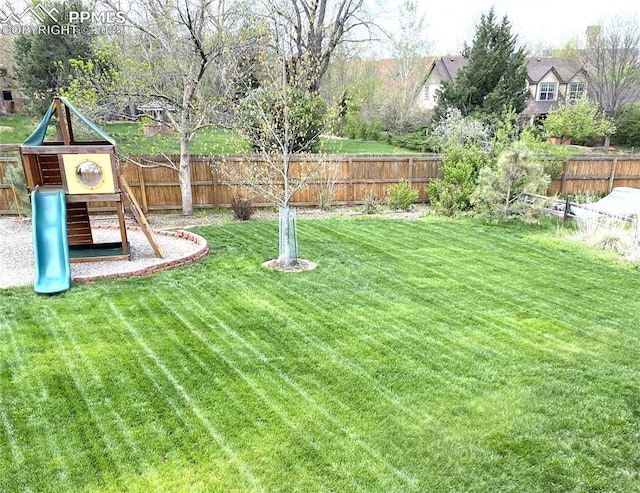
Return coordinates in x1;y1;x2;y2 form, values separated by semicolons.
73;226;209;283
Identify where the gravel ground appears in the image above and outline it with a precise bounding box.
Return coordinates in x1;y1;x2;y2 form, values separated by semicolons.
0;213;210;289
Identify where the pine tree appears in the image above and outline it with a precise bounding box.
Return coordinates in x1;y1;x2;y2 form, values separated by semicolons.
13;0;98;111
434;8;528;123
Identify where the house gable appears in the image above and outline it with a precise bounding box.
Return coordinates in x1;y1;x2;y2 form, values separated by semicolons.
419;56;468;110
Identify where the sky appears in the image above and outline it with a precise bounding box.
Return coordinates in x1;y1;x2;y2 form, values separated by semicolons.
372;0;640;56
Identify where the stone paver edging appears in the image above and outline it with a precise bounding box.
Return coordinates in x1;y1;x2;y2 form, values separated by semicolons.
72;226;209;283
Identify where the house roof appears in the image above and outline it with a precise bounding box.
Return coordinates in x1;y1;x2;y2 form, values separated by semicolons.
521;99;559;117
525;57;587;83
433;56;468;82
425;55;588;86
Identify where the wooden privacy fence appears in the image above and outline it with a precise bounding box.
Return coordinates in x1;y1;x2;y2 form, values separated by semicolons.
0;156;21;215
115;154;443;212
548;155;640;196
2;153;640;214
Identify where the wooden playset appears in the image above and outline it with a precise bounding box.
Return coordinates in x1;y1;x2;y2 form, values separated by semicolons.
18;97;161;262
19;98;162;262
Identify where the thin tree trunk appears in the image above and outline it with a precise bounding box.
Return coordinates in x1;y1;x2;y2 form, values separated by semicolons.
504;182;511;218
179;135;193;215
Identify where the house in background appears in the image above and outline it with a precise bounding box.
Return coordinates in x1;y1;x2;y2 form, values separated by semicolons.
520;57;588;125
419;55;589;125
0;66;27;114
420;56;468;110
0;38;27;114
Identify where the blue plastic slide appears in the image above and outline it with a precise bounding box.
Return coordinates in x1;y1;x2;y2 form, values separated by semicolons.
31;189;71;294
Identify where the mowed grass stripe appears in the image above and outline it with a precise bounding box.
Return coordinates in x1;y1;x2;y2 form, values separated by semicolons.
107;300;264;492
255;223;518;387
296;218;640;488
0;312;79;490
0;315;31;490
371;218;640;339
155;288;419;490
143;294;347;492
423;219;640;324
136;295;311;440
252;287;480;414
217;221;559;408
49;295;214;469
45;309;142;466
340;219;638;367
181;238;524;482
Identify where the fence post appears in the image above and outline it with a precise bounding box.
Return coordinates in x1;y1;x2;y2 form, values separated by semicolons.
563;194;571;224
210;157;219;207
560;160;570;195
608;157;618;193
136;164;149;212
347;157;353;205
408;156;414;185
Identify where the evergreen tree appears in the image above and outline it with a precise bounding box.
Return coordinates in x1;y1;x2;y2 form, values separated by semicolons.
434;8;528;123
13;0;97;111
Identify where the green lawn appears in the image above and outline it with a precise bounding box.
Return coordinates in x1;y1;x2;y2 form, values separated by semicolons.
0;116;416;155
0;115;37;144
1;216;640;491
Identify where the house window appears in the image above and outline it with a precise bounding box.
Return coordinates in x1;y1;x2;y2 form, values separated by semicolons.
423;85;430;100
539;82;556;101
569;82;585;101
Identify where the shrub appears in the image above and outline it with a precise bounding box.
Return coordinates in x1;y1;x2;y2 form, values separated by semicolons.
543;95;615;144
230;196;255;221
343;113;385;142
428;145;489;215
390;129;429;152
387;180;419;211
361;188;382;214
571;216;638;259
427;107;492;153
612;103;640;147
470;142;551;221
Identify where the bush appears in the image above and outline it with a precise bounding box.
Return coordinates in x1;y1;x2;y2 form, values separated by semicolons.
343;113;385;142
427;107;492;153
390;129;429;152
230;196;255;221
470;142;551;221
543;95;615;143
387;180;419;211
361;188;382;214
428;145;489;215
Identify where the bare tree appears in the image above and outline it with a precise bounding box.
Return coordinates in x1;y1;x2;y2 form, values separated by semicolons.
215;43;329;266
583;16;640;120
102;0;246;215
264;0;371;94
383;0;431;133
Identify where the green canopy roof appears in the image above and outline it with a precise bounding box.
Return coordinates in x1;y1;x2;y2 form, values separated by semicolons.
23;97;115;146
